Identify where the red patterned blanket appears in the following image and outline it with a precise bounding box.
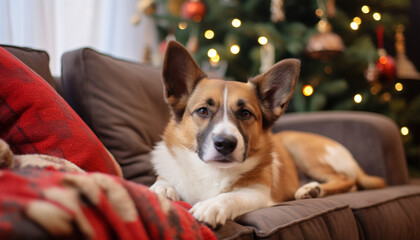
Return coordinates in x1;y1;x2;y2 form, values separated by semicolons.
0;167;215;240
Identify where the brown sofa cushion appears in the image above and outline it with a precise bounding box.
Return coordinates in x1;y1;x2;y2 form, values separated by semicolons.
1;45;56;89
215;198;358;239
327;185;420;239
61;48;169;185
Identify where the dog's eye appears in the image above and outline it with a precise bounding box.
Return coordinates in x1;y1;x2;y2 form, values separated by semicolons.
196;107;209;118
238;109;253;120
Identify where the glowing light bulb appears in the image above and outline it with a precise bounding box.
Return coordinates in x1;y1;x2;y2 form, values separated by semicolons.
230;45;240;54
178;22;188;30
232;19;241;28
302;85;314;97
395;82;403;92
401;127;409;136
373;12;381;21
210;54;220;63
207;49;217;58
354;94;362;103
204;30;214;39
315;9;323;17
353;17;362;25
350;22;359;30
258;36;268;45
361;5;370;14
379;56;388;64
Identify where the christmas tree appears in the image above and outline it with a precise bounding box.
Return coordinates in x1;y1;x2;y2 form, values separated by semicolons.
150;0;420;170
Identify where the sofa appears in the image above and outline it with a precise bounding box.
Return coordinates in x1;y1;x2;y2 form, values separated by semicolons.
2;45;420;239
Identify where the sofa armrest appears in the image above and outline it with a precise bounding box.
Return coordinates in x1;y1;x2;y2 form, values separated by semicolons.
272;111;409;185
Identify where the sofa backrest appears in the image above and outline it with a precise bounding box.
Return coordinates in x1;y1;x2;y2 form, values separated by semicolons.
273;111;409;185
61;48;170;186
2;45;56;89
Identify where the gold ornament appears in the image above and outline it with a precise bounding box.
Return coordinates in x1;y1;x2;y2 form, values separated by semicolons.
131;0;156;25
395;24;420;80
168;0;186;16
271;0;285;22
306;19;345;59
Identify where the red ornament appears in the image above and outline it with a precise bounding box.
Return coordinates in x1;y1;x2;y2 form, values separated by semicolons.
181;0;206;22
377;49;396;82
160;40;168;53
375;26;396;82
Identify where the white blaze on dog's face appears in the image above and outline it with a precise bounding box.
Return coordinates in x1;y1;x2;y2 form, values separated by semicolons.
185;79;265;168
161;41;300;168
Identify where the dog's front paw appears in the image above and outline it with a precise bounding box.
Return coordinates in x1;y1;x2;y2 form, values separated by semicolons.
150;179;180;201
190;199;229;228
295;181;323;199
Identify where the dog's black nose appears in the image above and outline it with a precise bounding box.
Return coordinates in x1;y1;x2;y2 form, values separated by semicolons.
214;134;237;155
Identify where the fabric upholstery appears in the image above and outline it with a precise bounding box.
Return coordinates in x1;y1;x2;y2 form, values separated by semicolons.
327;185;420;240
2;45;56;89
0;47;120;175
61;48;170;185
0;167;215;240
273;111;409;185
216;198;358;239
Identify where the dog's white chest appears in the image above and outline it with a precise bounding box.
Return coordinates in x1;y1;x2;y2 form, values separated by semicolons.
151;141;241;204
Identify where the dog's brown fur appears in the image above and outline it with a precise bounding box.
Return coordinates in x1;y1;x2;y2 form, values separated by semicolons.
150;41;385;228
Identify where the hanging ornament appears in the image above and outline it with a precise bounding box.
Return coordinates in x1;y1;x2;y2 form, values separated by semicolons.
377;49;396;83
181;0;206;22
160;34;176;54
364;62;380;84
395;24;420;80
376;25;396;83
326;0;335;18
260;42;275;73
271;0;285;22
168;0;186;16
306;0;344;59
306;18;345;59
130;0;156;25
186;35;199;53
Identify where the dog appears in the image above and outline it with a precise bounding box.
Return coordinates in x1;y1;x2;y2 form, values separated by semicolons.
150;41;386;228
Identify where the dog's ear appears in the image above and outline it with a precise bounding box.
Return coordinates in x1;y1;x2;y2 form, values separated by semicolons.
162;41;206;121
250;59;300;128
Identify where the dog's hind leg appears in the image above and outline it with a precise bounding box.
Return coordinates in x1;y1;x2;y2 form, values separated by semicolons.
295;170;356;199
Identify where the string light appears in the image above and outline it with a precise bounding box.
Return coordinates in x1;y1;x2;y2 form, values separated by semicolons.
361;5;370;14
232;18;241;28
353;17;362;25
178;22;188;30
401;127;409;136
258;36;268;45
379;56;387;64
370;85;381;95
324;66;332;74
210;54;220;63
350;22;359;30
230;45;240;54
395;82;403;91
302;85;314;96
207;48;217;58
204;30;214;39
382;92;391;102
315;9;323;17
373;12;381;21
354;94;362;103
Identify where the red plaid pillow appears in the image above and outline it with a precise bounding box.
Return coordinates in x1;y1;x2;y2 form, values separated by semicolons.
0;47;121;176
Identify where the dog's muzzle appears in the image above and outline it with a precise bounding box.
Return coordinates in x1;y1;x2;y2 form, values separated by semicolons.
214;134;237;156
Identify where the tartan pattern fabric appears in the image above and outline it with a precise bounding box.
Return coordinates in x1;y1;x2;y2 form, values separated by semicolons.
0;47;120;175
0;167;215;240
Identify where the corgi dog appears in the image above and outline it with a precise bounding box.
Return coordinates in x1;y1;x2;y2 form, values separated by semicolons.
150;41;385;228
